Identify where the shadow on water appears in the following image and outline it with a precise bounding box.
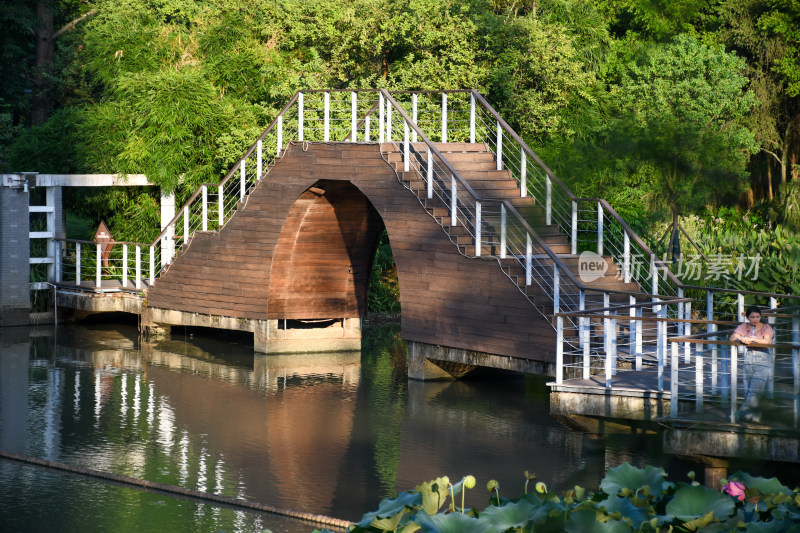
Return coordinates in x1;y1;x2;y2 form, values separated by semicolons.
2;321;800;532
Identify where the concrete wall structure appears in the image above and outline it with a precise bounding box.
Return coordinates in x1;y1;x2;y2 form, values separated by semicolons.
0;182;30;326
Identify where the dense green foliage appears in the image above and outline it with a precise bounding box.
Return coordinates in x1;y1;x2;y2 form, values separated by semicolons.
314;464;800;532
2;0;799;302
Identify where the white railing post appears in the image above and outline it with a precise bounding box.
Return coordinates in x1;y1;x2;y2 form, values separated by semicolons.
403;121;410;172
545;177;552;226
556;315;564;384
677;287;685;360
580;290;589;379
441;93;447;143
427;149;433;200
730;346;739;423
202;185;208;231
297;92;304;141
500;203;507;259
135;245;141;290
450;175;457;227
183;208;189;245
525;233;532;286
76;242;81;284
96;243;101;288
475;201;481;257
351;91;357;142
365;114;370;141
670;340;679;417
469;93;476;144
54;240;62;283
597;202;603;256
218;185;224;226
412;93;418;143
737;293;745;321
623;232;631;283
603;292;611;360
149;245;155;285
122;244;128;288
684;300;692;363
277;115;283;157
696;350;704;413
240;159;246;202
520;150;527;198
495;121;502;170
378;93;385;143
257;139;263;179
571;201;578;255
553;265;560;316
651;255;659;297
657;304;666;392
323;91;330;142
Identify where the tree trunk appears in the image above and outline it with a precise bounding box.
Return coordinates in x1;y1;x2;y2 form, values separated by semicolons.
767;163;773;201
670;206;680;264
31;0;54;127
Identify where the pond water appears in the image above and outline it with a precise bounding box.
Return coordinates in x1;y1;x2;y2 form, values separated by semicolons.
0;319;788;532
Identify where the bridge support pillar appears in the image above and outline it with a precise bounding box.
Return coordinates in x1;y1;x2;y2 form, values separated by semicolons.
0;178;31;326
255;318;362;354
407;341;554;380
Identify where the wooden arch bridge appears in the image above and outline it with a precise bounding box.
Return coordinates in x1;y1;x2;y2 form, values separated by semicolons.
43;89;799;398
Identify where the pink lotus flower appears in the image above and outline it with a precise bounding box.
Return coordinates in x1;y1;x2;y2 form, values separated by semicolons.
723;481;746;502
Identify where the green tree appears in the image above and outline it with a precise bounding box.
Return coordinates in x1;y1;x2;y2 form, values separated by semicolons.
607;33;758;259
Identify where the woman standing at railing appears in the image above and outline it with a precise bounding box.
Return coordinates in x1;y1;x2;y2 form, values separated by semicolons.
730;306;774;423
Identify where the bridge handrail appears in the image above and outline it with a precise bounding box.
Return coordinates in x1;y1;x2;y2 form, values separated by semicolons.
380;90;589;309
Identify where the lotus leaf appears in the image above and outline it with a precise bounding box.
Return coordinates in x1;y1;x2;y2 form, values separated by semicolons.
478;497;551;529
416;477;451;516
413;509;493;533
600;463;670;498
564;509;634;533
597;495;650;530
356;490;422;527
729;472;792;496
665;485;735;522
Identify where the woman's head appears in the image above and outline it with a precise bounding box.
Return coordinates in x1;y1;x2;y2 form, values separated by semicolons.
745;305;762;323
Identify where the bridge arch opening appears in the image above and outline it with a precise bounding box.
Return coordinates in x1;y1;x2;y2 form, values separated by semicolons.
267;179;390;327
